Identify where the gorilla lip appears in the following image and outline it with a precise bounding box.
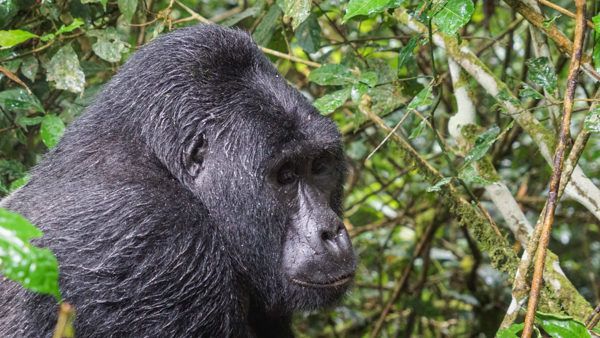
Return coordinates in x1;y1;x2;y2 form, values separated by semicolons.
291;273;354;288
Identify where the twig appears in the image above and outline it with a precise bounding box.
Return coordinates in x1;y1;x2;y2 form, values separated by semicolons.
0;66;32;94
259;47;321;67
52;303;75;338
539;0;594;29
521;1;586;336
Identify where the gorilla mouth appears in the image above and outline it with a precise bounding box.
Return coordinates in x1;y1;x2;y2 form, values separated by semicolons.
291;272;354;288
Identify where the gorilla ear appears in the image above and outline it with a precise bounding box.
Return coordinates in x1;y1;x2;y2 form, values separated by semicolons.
183;134;207;177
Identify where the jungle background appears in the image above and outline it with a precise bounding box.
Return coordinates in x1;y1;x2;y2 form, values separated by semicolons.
0;0;599;337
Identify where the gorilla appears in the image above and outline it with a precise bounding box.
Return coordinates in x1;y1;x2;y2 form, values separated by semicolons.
0;25;355;337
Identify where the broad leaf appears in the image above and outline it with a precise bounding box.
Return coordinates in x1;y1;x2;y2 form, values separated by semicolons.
407;86;433;111
584;106;600;133
308;64;354;86
20;55;39;82
496;323;524;337
118;0;137;22
519;84;543;100
0;208;61;301
40;115;65;149
87;29;129;63
462;125;500;167
282;0;311;30
343;0;402;22
535;312;591;338
0;29;38;48
527;57;558;94
295;13;321;53
398;36;418;69
432;0;474;35
314;87;351;114
46;44;85;93
253;6;282;46
0;88;44;113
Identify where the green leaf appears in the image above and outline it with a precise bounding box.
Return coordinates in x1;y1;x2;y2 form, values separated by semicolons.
409;118;426;139
308;64;355;86
519;84;543;100
46;44;85;93
584;106;600;133
9;175;28;192
527;57;557;94
462;125;500;167
432;0;474;35
343;0;402;22
0;0;18;26
282;0;311;30
0;208;61;301
15;115;44;127
253;5;282;46
0;88;44;113
398;36;418;69
40;115;65;149
87;28;129;63
535;312;591;338
458;164;495;186
427;177;452;192
314;87;351;114
496;323;524;338
20;55;39;82
0;29;38;48
41;18;85;42
593;14;600;33
359;71;378;87
407;86;433;111
118;0;137;22
295;13;321;53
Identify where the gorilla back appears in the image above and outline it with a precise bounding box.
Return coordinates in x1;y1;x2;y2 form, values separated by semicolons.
0;25;355;337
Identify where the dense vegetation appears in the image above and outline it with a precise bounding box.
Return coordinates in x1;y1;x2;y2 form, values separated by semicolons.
0;0;599;336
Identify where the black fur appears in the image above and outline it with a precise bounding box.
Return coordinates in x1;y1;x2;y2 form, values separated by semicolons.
0;25;354;337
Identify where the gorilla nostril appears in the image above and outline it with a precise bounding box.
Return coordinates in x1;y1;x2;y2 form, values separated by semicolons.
320;230;336;242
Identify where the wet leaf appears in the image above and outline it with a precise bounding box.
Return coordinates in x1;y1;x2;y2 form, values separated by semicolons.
519;84;543;100
359;71;378;87
0;208;61;302
282;0;311;30
46;44;85;93
462;125;500;167
253;5;282;46
20;55;39;82
118;0;137;22
0;88;44;113
308;64;354;86
295;13;320;53
527;57;557;94
407;86;433;111
87;28;129;63
343;0;402;22
314;87;351;114
40;115;65;149
584;106;600;133
535;312;591;338
432;0;474;35
398;36;418;69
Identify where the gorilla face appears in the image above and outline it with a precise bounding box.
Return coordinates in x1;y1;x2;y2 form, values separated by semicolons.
183;81;356;314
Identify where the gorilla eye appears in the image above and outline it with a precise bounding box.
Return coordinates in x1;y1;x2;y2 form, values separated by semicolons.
311;156;330;175
277;163;298;185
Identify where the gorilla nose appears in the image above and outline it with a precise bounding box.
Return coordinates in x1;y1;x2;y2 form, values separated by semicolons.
319;222;352;258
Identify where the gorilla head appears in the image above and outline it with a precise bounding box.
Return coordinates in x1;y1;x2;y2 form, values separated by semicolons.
0;25;355;336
